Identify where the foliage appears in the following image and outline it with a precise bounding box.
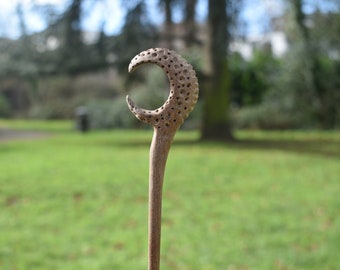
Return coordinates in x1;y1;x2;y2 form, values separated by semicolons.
112;1;159;76
85;67;201;130
232;46;340;130
0;37;38;78
270;43;340;129
55;0;109;74
232;103;302;130
0;95;10;117
0;0;339;131
281;0;340;129
0;77;32;117
27;72;122;120
229;50;280;107
232;2;340;130
0;121;339;269
75;67;167;129
85;98;133;129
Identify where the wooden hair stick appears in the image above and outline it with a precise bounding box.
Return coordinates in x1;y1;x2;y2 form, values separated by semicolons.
126;48;199;270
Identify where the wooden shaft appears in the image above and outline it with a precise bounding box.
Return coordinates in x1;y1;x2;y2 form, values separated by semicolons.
148;127;175;270
126;48;199;270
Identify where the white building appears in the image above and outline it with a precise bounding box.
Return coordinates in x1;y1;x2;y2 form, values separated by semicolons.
230;31;288;60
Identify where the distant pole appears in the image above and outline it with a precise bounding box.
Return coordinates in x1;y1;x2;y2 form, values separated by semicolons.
126;48;199;270
75;106;89;133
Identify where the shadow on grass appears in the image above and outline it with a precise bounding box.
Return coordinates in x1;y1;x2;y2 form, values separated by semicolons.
113;134;340;159
3;127;338;159
226;138;340;159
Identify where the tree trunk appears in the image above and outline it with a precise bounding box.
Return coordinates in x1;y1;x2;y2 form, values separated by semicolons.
291;0;330;128
201;0;234;140
184;0;197;47
162;0;174;48
60;0;84;74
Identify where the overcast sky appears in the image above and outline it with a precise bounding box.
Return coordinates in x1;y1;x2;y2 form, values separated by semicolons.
0;0;124;38
0;0;336;39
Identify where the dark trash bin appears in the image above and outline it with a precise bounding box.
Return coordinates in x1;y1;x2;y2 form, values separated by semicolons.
75;106;90;133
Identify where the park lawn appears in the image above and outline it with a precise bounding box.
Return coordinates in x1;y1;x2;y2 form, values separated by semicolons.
0;120;339;270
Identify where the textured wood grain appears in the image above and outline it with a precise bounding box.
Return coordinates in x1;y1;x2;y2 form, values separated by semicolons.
126;48;199;270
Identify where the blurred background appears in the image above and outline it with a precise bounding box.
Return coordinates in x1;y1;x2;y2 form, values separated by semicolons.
0;0;339;136
1;1;339;269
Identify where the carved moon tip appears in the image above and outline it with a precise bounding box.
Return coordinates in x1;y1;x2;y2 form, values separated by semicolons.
126;48;199;130
126;95;133;109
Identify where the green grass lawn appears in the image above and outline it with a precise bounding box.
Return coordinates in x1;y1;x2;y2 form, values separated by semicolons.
0;120;339;269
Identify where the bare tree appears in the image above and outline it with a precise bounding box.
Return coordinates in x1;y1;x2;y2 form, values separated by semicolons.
201;0;240;140
183;0;198;47
289;0;331;128
158;0;176;48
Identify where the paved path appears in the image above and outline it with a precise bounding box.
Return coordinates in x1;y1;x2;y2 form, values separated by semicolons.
0;129;48;143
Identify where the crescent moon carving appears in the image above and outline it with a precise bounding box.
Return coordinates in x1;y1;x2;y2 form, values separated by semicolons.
126;48;199;131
